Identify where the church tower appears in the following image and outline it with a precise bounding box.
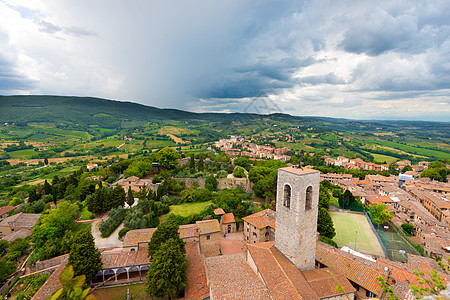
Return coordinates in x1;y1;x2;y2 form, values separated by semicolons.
274;167;320;271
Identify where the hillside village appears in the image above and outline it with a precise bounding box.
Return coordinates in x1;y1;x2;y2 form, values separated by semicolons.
0;111;449;300
0;147;448;299
1;0;450;298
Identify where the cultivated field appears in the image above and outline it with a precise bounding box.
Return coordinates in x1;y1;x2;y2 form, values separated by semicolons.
330;211;385;257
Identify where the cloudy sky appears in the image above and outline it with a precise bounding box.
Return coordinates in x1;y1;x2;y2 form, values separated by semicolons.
1;0;449;121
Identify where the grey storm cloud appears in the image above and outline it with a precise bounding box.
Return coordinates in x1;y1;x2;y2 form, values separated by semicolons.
0;0;449;120
39;20;96;37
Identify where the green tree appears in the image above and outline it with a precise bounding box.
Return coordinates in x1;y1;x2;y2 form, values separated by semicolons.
0;258;15;284
233;166;246;178
68;229;102;284
319;188;330;210
126;187;134;207
205;175;218;191
401;222;415;235
197;156;204;172
110;185;126;208
148;220;181;257
402;165;413;172
389;163;399;175
32;201;79;247
155;147;181;169
370;203;393;226
0;240;8;256
43;180;52;195
317;207;336;239
189;153;195;173
234;156;251;171
146;238;187;299
49;265;96;300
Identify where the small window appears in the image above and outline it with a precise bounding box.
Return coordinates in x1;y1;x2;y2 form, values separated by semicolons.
283;184;291;208
206;235;210;240
366;290;375;298
305;186;313;210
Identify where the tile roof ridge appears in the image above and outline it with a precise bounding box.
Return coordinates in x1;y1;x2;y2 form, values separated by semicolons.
268;245;305;300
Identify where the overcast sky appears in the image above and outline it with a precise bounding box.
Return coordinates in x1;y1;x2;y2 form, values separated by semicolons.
1;0;449;121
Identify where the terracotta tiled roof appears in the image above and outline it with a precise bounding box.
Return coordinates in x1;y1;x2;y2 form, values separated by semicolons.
406;254;448;282
123;228;157;247
243;209;276;229
214;208;225;215
367;195;394;204
222;213;235;224
0;206;14;216
31;256;68;300
247;242;355;300
179;224;199;239
248;242;303;299
101;248;149;269
196;219;220;235
1;229;32;242
302;267;356;299
280;166;319;176
185;242;209;300
124;225;199;247
0;213;41;229
204;253;271;299
316;242;387;295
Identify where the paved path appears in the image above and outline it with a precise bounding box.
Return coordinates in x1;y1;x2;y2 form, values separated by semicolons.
220;232;246;255
91;219;124;249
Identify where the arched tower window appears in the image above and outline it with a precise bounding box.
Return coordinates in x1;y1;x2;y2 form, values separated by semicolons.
305;186;313;210
283;184;291;208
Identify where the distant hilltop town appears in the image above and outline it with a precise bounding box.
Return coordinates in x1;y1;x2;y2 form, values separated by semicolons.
323;155;429;173
214;136;291;161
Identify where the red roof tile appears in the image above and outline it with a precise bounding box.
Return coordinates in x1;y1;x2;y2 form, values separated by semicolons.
315;242;387;295
31;256;68;300
222;213;235;224
204;253;272;299
185;242;209;300
242;209;276;229
214;208;225;215
0;206;14;216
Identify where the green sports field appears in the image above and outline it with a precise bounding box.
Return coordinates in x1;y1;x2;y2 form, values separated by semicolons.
330;211;385;257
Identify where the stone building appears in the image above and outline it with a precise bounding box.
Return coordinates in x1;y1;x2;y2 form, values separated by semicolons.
0;206;14;220
220;212;236;234
243;209;276;243
275;167;320;271
206;166;356;299
123;224;199;251
0;213;41;238
196;219;221;257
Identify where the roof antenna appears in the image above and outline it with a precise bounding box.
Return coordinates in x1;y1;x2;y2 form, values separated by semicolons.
298;157;303;170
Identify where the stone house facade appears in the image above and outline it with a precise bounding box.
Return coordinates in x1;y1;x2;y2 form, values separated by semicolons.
243;209;276;243
196;219;221;257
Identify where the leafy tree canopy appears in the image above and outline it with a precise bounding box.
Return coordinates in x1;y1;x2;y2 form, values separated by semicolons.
146;238;187;299
148;220;183;258
68;229;102;284
317;207;336;239
155;147;181;169
370;203;393;225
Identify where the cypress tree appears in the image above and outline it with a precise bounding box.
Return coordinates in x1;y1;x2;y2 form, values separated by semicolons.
68;229;102;284
317;207;336;239
146;238;187;299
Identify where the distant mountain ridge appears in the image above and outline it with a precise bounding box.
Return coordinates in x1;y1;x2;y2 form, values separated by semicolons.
0;95;447;129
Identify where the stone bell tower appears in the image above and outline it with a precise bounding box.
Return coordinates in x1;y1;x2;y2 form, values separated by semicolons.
274;167;320;271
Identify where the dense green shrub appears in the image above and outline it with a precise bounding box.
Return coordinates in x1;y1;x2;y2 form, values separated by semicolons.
99;206;125;238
